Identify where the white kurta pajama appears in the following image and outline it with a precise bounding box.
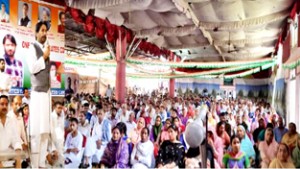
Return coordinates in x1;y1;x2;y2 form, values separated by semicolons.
0;116;22;151
64;132;83;168
91;118;111;163
50;111;64;166
78;120;96;167
91;121;104;163
7;111;27;145
130;140;154;169
26;41;51;168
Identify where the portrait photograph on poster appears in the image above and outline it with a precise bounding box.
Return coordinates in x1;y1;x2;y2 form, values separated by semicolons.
38;5;51;30
0;0;9;23
1;33;24;88
57;10;64;34
18;1;32;28
50;61;62;89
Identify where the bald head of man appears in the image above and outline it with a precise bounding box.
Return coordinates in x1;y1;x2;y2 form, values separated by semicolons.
12;96;22;114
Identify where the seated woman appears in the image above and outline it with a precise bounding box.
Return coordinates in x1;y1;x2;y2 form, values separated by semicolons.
222;135;250;168
216;121;230;149
281;123;298;152
156;124;185;169
64;118;84;168
100;126;129;168
208;127;224;168
150;116;163;144
129;117;146;145
159;118;171;144
292;134;300;168
236;125;255;161
131;127;154;169
258;128;278;168
269;143;295;168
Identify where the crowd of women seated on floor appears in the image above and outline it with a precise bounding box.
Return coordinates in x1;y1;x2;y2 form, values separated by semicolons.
207;98;300;168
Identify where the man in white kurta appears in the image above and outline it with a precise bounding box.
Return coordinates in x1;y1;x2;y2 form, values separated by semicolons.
126;112;137;136
50;101;64;167
91;109;111;163
26;21;52;168
7;96;27;146
64;118;83;168
0;58;11;96
0;95;22;168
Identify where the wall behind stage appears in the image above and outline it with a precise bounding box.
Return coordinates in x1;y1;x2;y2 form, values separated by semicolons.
0;0;65;96
175;78;272;99
175;79;222;95
234;78;270;99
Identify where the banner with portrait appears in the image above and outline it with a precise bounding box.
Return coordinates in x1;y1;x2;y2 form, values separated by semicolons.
0;0;65;96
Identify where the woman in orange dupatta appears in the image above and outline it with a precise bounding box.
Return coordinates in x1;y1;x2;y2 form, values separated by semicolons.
269;143;295;168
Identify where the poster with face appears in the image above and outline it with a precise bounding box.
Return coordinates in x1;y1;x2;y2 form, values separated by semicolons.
38;5;51;30
57;10;64;34
0;1;64;96
50;61;62;88
18;1;32;27
0;0;9;23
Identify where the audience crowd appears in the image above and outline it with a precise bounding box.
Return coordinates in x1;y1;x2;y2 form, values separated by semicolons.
1;85;299;169
207;97;300;168
62;88;205;168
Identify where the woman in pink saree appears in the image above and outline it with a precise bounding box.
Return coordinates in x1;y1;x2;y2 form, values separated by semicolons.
258;128;278;168
208;126;224;168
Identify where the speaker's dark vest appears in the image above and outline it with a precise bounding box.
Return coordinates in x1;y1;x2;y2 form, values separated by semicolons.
31;42;50;92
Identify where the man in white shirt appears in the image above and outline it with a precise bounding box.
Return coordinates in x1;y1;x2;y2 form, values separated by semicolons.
119;104;129;123
78;111;94;167
105;84;112;98
126;112;137;136
0;58;10;96
27;21;52;168
78;111;91;137
50;101;64;166
64;118;83;168
0;95;22;168
22;88;30;105
0;3;9;23
7;96;27;149
92;109;111;163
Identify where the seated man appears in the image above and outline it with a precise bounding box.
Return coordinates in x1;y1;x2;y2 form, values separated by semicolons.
78;111;94;168
50;101;64;167
0;95;22;168
64;118;83;168
92;109;111;164
7;96;27;149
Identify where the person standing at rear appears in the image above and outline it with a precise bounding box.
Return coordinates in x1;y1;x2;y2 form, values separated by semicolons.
26;21;52;168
